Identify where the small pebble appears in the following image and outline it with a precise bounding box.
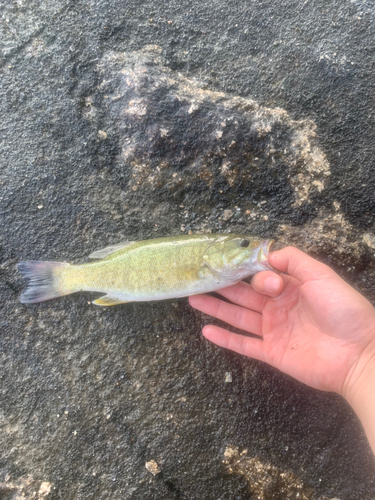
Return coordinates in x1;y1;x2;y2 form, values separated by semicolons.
222;209;234;221
98;130;107;140
145;460;161;475
225;372;232;383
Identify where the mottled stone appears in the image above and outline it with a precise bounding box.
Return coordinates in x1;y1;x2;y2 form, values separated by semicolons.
1;0;375;499
92;47;330;210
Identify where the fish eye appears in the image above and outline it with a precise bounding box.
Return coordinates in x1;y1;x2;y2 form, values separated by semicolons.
240;238;250;248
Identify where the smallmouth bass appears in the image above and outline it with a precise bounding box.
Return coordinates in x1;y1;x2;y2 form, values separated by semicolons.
18;234;274;306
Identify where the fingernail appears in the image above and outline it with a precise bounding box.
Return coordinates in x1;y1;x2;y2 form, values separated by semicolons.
264;276;280;293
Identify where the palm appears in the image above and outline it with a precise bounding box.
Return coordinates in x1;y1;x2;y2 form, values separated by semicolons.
259;275;372;393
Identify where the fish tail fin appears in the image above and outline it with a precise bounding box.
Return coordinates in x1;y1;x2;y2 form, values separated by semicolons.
18;261;71;304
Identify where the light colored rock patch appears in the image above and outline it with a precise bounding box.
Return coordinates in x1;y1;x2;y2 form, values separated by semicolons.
25;38;46;57
276;206;366;266
363;233;375;250
0;476;52;499
223;445;340;500
97;48;330;206
125;98;147;117
289;122;331;205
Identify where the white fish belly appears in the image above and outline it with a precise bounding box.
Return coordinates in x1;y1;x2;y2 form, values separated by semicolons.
102;272;235;302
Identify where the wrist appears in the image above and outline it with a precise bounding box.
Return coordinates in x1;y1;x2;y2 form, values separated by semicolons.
343;342;375;453
344;341;375;405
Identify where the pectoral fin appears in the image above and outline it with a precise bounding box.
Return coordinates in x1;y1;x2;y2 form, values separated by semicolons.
92;295;131;306
198;265;218;279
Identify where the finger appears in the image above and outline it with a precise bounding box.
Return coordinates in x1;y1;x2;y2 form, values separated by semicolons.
203;325;265;362
189;294;263;336
214;281;268;313
269;246;333;284
251;271;285;297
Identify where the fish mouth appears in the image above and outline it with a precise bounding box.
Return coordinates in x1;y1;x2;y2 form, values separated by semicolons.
257;239;275;268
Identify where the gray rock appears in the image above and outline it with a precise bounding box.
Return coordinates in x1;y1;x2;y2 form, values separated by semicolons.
94;46;330;212
1;0;375;499
223;445;339;500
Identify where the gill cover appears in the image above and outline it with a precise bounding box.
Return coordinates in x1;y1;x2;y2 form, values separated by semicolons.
202;235;269;279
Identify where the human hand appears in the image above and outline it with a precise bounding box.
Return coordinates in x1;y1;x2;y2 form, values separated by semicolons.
189;246;375;398
190;245;375;453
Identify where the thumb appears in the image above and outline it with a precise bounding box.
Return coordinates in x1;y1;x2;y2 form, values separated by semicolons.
268;246;334;284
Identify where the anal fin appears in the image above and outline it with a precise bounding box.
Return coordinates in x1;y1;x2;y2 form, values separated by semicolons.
92;295;131;307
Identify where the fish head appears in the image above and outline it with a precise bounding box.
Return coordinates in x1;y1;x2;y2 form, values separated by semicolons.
203;235;275;280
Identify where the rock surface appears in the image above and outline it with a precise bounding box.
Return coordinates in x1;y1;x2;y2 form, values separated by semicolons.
1;0;375;499
223;446;340;500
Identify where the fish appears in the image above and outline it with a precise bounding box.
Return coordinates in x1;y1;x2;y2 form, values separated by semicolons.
18;233;274;307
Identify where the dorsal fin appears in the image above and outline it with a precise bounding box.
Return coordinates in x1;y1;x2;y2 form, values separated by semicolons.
92;295;131;306
89;241;136;259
